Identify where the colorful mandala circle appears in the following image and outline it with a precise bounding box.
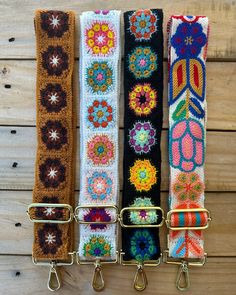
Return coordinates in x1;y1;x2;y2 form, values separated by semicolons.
129;84;157;116
38;224;62;255
129;197;158;225
129;121;156;154
86;21;115;56
130;229;157;261
129;9;157;41
128;47;157;79
87;99;114;129
87;171;113;201
83;208;112;230
86;62;113;94
87;135;115;165
129;159;157;192
83;236;112;258
42;46;68;76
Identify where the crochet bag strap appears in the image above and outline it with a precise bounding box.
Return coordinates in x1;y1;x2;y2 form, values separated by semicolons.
165;15;211;291
76;10;121;291
27;10;76;291
120;9;164;291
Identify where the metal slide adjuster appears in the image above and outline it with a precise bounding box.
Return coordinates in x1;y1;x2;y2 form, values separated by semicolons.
32;252;75;291
76;251;119;292
27;203;74;224
119;206;164;228
166;208;212;230
74;204;119;224
163;250;207;291
120;251;162;291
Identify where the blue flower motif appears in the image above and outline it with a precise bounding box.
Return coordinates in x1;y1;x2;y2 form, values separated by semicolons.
87;171;113;201
171;22;207;58
87;99;113;129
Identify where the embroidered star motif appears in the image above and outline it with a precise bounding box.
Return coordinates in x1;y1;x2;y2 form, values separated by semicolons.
48;168;58;179
97;35;105;44
45;233;56;244
48;92;59;104
49;15;60;29
49;129;59;141
43;207;55;216
50;55;60;67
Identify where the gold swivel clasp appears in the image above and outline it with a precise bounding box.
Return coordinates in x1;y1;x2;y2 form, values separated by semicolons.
176;261;190;291
47;262;61;292
92;259;105;292
133;263;148;291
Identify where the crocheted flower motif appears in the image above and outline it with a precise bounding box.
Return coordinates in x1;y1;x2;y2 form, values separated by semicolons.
35;196;64;221
129;197;158;225
87;171;113;201
130;229;157;261
39;158;66;188
83;236;112;258
87;99;113;129
172;172;204;203
40;10;69;38
41;120;67;150
129;84;157;116
86;62;113;94
128;47;157;79
87;135;115;166
83;208;112;230
38;224;62;255
42;46;68;76
129;159;157;192
170;119;204;172
129;9;157;41
86;21;115;56
40;83;67;113
171;22;207;58
129;121;156;154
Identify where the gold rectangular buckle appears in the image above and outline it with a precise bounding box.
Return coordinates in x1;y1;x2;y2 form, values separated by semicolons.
74;204;118;224
76;250;119;265
119;206;164;228
163;250;207;266
119;251;162;266
166;208;211;230
27;203;74;224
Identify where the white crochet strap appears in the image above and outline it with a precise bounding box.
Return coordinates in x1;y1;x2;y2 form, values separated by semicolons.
167;15;209;259
78;10;120;261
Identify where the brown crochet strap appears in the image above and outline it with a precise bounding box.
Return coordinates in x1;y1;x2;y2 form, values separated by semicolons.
30;10;75;261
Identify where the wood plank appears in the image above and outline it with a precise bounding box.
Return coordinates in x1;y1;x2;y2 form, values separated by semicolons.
0;0;235;59
0;61;236;130
0;255;235;295
0;190;235;256
0;127;235;191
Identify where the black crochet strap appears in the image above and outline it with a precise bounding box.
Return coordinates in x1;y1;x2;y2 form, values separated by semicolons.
121;9;164;265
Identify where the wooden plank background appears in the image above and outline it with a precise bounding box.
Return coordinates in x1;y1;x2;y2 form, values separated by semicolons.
0;1;235;294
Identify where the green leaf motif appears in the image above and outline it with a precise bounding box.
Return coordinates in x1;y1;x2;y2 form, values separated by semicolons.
172;100;187;121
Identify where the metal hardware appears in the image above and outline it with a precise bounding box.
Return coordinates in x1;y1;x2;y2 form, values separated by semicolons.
133;263;148;291
120;251;162;267
92;259;105;292
74;205;118;224
163;250;207;266
27;203;74;224
76;251;119;265
176;261;190;291
47;262;61;292
119;206;164;228
166;208;212;230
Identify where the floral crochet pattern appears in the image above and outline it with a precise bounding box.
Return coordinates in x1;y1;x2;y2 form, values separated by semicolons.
128;47;157;79
83;208;112;230
42;46;69;76
129;197;158;225
40;10;69;38
87;99;114;129
86;61;113;94
38;224;62;255
169;119;204;172
130;229;157;261
129;84;157;116
35;196;64;220
87;135;115;166
40;83;67;113
83;236;112;258
129;121;156;154
129;159;157;192
171;22;207;58
39;158;66;188
129;9;157;41
172;172;204;203
86;21;115;56
86;171;113;201
41;120;67;150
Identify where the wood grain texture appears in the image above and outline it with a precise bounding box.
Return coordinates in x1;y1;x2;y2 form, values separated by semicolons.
0;61;236;130
0;127;235;191
0;0;235;59
0;191;235;256
0;255;235;295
